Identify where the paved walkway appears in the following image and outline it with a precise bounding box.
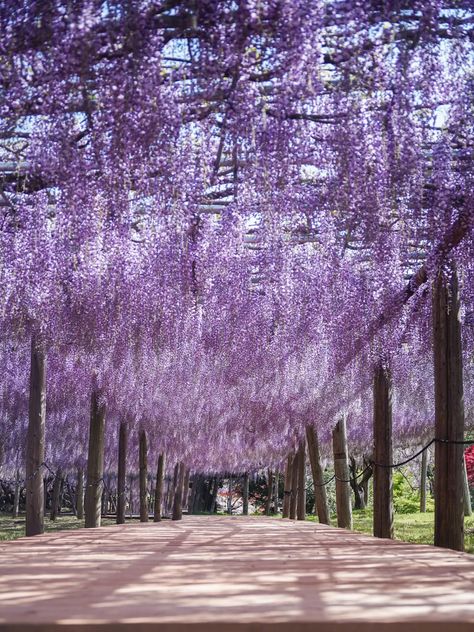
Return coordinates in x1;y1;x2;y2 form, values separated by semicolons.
1;516;474;631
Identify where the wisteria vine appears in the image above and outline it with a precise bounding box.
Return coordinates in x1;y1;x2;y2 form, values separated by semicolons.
0;0;473;479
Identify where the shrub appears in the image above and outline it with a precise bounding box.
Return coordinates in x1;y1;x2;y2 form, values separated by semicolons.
465;446;474;486
393;469;434;514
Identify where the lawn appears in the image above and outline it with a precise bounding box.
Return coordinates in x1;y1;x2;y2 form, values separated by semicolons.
0;514;119;541
308;509;474;553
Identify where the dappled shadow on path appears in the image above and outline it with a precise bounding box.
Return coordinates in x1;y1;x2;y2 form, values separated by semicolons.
1;516;474;630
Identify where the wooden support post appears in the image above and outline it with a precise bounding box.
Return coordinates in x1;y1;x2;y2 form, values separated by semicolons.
282;454;293;518
306;425;330;525
265;469;273;516
128;474;134;517
84;389;106;528
168;463;179;515
172;462;185;521
163;477;170;515
154;453;165;522
297;439;306;521
242;472;249;515
273;470;279;514
101;480;107;516
420;449;427;513
333;418;352;530
13;470;21;518
182;468;190;510
373;362;394;539
188;475;197;514
26;335;46;537
50;467;62;521
76;468;84;520
289;451;298;520
59;477;65;515
116;421;127;524
190;475;199;513
139;429;149;522
67;478;77;517
433;266;464;551
43;476;48;515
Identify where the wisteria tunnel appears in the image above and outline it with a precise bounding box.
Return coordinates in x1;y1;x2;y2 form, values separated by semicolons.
0;1;474;630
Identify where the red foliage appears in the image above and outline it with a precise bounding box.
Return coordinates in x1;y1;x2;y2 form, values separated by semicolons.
465;446;474;486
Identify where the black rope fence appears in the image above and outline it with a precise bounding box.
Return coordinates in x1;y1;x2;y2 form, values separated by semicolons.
0;461;106;490
310;437;474;489
1;436;473;493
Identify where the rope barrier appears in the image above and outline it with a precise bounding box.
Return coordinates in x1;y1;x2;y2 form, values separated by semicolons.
293;437;474;490
372;437;474;470
0;461;51;487
334;464;373;485
0;462;104;491
314;474;336;487
1;437;473;492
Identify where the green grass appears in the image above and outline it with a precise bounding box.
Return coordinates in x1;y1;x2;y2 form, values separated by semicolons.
0;514;120;541
307;509;474;553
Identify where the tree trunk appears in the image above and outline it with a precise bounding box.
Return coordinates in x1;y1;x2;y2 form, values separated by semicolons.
289;450;298;520
349;456;373;509
172;462;185;521
420;449;427;513
154;453;165;522
296;439;306;521
77;468;84;520
353;484;365;510
306;425;330;525
282;454;293;518
333;417;352;530
116;421;127;524
210;477;219;513
50;467;62;521
362;474;370;508
84;389;106;528
227;476;233;515
349;456;366;510
13;469;21;518
373;361;394;539
242;473;249;515
265;469;273;516
26;334;46;537
433;266;464;551
196;476;205;513
139;429;149;522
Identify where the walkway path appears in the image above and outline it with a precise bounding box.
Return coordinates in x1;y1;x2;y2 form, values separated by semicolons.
1;515;474;631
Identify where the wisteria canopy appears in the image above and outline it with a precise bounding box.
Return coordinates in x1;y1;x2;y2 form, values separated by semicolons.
0;0;473;477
